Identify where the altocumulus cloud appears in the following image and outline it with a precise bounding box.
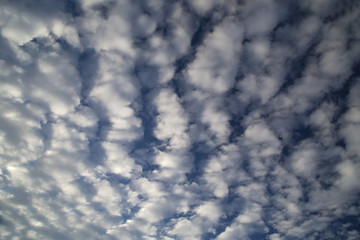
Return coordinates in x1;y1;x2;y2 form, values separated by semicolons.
0;0;360;239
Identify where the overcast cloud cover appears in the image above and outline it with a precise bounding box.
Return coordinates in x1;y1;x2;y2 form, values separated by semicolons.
1;0;360;239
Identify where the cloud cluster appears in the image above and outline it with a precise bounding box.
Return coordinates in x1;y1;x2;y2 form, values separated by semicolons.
1;0;359;239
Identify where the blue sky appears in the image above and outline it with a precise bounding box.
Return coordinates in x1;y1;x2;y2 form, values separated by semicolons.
0;0;360;239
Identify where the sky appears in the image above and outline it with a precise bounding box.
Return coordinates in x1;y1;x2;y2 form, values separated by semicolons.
0;0;360;239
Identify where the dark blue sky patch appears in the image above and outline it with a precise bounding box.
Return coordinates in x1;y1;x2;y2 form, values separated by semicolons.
78;49;99;103
64;0;83;17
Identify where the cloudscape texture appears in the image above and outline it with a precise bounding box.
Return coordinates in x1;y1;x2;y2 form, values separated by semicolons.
1;0;360;239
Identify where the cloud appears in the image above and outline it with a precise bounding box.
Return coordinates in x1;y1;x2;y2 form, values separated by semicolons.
290;140;318;177
187;0;226;15
335;160;360;191
186;18;243;94
1;6;48;45
167;217;202;239
1;0;360;239
243;0;282;37
196;201;222;222
340;79;360;157
154;88;189;150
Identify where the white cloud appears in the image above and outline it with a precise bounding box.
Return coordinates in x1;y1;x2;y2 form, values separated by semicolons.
335;160;360;191
269;233;282;240
187;0;225;15
204;172;229;198
152;88;193;182
136;198;174;223
154;88;189;150
195;201;222;222
238;74;281;104
51;20;81;48
242;122;282;179
237;183;267;205
68;106;98;129
202;144;246;198
102;142;141;178
249;38;270;60
78;0;108;10
92;179;124;215
340;80;360;157
301;0;335;15
290;141;318;177
201;99;231;144
244;122;279;144
309;102;337;145
33;51;81;116
186;19;243;94
295;15;321;50
216;203;267;240
319;49;350;77
236;202;263;224
0;101;43;165
168;217;202;239
1;8;48;45
243;0;282;37
132;177;165;199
